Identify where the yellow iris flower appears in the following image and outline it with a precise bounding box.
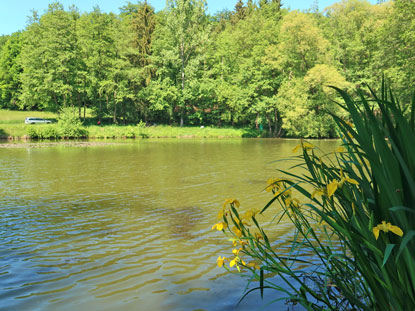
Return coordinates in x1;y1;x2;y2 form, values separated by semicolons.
311;188;325;199
232;226;243;238
254;232;263;240
217;256;227;267
285;197;300;207
326;170;359;198
230;257;246;272
266;177;283;192
373;221;403;240
338;169;359;187
327;180;338;197
292;142;315;153
223;198;240;208
232;248;242;256
243;209;259;219
211;222;228;231
231;239;248;247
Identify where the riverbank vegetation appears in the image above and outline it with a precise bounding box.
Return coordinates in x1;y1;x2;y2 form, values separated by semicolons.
213;84;415;309
0;109;261;139
1;0;414;138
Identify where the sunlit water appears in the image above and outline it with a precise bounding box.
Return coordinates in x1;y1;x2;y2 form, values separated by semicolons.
0;139;338;311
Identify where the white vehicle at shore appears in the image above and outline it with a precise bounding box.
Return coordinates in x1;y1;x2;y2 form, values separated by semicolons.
25;117;52;124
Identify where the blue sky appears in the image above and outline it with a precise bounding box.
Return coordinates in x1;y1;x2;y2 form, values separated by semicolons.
0;0;376;36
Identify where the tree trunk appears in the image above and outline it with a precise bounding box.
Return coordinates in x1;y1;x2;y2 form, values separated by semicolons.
113;91;117;124
273;109;278;137
122;102;126;125
180;41;185;128
83;101;86;123
99;96;102;124
78;92;81;119
267;116;272;136
53;93;58;109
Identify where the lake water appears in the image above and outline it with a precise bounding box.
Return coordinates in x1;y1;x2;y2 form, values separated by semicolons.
0;139;338;311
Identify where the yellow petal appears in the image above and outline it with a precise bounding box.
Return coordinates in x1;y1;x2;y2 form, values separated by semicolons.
327;180;338;197
254;232;263;240
211;222;226;231
232;226;242;237
217;256;226;267
229;259;236;267
224;198;240;208
292;145;301;153
232;248;241;256
373;226;380;240
239;240;247;246
345;177;359;185
311;188;324;199
390;225;404;237
223;199;232;208
244;210;254;219
303;142;314;149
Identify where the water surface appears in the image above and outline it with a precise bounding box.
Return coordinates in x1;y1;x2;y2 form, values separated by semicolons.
0;139;338;310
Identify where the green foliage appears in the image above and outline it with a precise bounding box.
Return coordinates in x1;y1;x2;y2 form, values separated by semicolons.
19;3;82;111
214;83;415;310
375;0;415;103
1;0;415;137
324;0;385;88
57;107;88;138
276;65;350;137
27;125;60;139
0;32;23;109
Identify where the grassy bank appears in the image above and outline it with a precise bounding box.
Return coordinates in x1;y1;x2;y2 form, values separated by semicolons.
0;110;262;139
88;124;260;139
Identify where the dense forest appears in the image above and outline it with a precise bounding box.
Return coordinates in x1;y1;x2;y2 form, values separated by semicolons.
0;0;414;137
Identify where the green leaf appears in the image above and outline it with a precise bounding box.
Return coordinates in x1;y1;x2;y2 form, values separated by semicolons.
389;206;414;214
396;231;415;262
382;244;395;267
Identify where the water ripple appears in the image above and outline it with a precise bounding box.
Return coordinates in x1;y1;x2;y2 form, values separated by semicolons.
0;139;335;310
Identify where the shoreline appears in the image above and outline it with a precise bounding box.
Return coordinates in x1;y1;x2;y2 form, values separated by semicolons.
0;141;129;148
0;135;340;148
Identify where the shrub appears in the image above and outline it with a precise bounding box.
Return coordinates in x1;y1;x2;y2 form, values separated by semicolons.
26;125;60;139
26;126;39;139
213;83;415;310
57;107;88;138
136;121;149;138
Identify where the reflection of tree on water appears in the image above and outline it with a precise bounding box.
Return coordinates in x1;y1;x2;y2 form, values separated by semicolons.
168;205;204;240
